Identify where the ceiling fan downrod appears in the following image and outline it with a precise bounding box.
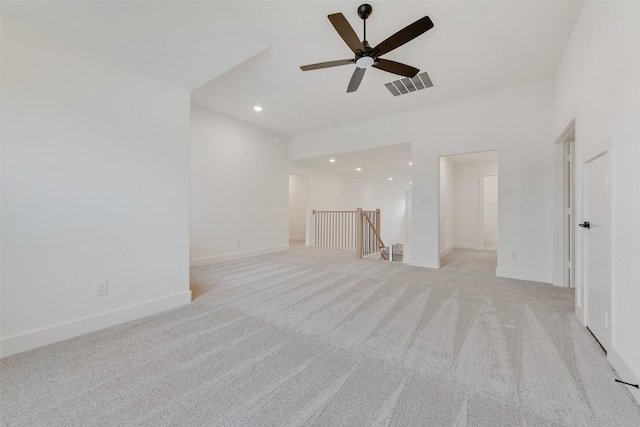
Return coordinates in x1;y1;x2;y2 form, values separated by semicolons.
356;4;374;68
357;4;373;46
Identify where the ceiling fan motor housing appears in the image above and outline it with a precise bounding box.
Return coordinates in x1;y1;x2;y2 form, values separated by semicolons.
355;40;375;68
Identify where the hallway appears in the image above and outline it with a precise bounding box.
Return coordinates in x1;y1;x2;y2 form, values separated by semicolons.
440;248;497;276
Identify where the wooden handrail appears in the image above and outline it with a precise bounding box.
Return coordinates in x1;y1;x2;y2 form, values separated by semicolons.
313;209;361;214
361;211;385;250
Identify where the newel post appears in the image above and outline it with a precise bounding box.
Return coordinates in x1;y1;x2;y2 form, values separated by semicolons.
356;208;363;258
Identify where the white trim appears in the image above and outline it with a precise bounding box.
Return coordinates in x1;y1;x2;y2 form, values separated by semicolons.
554;117;576;145
608;347;640;406
583;138;611;164
484;238;497;251
453;242;484;250
190;245;289;267
0;291;192;358
553;140;566;286
496;267;552;284
439;243;453;257
410;257;441;269
553;118;576;288
574;307;584;325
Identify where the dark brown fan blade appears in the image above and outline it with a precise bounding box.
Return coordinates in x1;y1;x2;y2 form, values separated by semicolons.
300;59;354;71
328;13;363;54
347;67;366;93
372;58;419;78
373;16;434;57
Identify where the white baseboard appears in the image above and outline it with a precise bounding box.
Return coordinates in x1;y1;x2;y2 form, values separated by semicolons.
608;347;640;406
410;257;441;269
454;242;484;250
495;267;552;284
0;291;192;358
190;245;289;267
439;244;453;257
574;305;585;325
484;239;497;251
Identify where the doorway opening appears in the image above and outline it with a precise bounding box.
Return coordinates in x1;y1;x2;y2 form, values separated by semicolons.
483;175;498;251
438;150;499;274
289;174;309;246
553;120;576;287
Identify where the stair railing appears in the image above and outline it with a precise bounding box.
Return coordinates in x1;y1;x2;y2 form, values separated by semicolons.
312;208;386;259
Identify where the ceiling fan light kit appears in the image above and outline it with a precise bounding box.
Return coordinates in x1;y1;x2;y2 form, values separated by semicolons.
300;3;434;93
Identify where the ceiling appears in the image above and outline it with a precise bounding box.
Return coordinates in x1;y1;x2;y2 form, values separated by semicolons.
2;1;583;188
295;142;413;190
191;1;584;137
296;146;499;191
446;150;499;164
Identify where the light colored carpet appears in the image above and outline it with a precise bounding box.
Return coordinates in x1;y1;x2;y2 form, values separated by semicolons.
440;248;497;276
2;246;639;426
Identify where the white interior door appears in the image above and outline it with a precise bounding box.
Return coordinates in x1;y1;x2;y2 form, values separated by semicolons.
582;146;611;351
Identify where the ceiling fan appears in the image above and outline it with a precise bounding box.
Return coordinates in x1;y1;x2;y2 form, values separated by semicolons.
300;4;434;93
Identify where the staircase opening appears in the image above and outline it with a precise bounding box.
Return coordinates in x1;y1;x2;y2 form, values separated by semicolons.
312;208;397;261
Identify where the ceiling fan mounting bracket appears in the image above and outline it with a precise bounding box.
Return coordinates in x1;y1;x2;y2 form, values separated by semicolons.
357;4;373;20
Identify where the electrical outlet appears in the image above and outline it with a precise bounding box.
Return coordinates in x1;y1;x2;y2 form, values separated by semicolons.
510;251;518;260
237;240;241;247
96;280;108;297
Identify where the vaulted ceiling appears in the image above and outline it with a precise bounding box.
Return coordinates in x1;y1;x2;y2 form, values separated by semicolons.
2;1;584;188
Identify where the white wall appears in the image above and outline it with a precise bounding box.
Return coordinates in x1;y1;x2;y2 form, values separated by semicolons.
553;1;640;403
404;189;413;260
288;174;308;242
289;164;408;247
453;161;498;250
438;156;454;255
483;175;499;250
290;80;554;281
1;19;191;357
190;105;290;265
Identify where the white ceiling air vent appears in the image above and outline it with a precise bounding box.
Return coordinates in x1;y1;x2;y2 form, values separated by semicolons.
385;71;433;96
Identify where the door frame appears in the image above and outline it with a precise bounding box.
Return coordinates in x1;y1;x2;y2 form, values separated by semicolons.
553;119;576;288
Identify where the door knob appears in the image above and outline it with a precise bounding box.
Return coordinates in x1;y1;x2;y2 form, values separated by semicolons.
578;221;590;229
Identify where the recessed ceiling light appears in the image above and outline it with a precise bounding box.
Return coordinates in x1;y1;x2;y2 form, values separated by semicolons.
356;167;362;171
329;158;336;163
409;162;413;165
410;181;413;184
253;106;263;112
389;177;393;181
